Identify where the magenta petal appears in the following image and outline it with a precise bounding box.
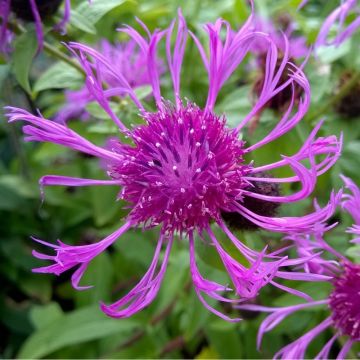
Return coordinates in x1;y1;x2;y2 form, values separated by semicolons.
100;233;173;318
5;107;124;161
188;232;242;322
316;0;360;47
166;9;187;106
31;222;132;286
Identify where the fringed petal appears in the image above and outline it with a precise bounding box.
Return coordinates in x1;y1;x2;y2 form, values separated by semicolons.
5;107;123;161
232;190;341;234
54;0;71;34
207;226;287;300
336;339;354;360
100;233;173;318
236;301;328;350
242;155;317;203
31;222;132;290
315;334;339;360
68;42;144;112
29;0;44;52
191;3;264;111
248;120;342;180
188;232;241;322
166;9;187;107
274;317;333;359
341;175;360;225
316;0;360;47
118;21;165;109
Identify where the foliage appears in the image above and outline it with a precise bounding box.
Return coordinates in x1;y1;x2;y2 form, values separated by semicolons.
1;0;360;358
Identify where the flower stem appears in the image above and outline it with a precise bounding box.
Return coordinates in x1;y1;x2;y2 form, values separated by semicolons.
43;41;85;74
5;20;85;75
307;70;360;122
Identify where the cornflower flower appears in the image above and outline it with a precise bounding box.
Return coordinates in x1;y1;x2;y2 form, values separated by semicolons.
299;0;360;47
6;8;341;320
251;16;308;59
250;16;308;123
0;0;71;53
238;175;360;359
54;39;165;123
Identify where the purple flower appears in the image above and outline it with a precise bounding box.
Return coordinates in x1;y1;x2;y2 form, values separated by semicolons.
251;17;308;59
250;17;308;121
238;177;360;359
0;0;71;53
301;0;360;47
6;9;341;320
54;39;165;123
317;0;360;47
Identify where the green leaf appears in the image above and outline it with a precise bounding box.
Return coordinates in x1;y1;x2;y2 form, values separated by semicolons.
18;306;140;359
196;347;219;359
0;64;10;89
317;40;351;63
30;303;64;330
182;290;211;341
204;320;242;359
19;276;52;303
69;10;97;34
75;252;114;306
0;175;37;199
75;0;136;25
86;101;119;120
89;184;122;226
33;62;84;93
12;29;37;94
134;85;152;100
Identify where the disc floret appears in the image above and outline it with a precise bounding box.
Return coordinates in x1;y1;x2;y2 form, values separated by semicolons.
107;103;249;234
329;262;360;340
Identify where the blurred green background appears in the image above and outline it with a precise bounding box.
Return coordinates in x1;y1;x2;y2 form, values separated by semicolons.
1;0;360;358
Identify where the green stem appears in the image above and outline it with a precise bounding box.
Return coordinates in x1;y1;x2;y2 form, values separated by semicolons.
307;70;360;123
5;20;84;75
43;41;85;74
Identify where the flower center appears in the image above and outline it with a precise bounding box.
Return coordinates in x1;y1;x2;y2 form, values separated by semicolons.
11;0;63;22
329;262;360;340
253;53;303;112
107;103;249;233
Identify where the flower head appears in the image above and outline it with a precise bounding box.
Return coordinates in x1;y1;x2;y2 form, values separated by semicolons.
6;8;341;320
251;17;308;59
249;16;308;122
301;0;360;47
317;0;360;47
55;39;165;123
0;0;72;53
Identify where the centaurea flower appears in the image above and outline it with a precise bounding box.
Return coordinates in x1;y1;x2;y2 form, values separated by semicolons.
252;17;308;59
317;0;360;47
54;39;165;123
300;0;360;47
0;0;71;53
238;176;360;359
6;8;341;320
250;17;308;126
